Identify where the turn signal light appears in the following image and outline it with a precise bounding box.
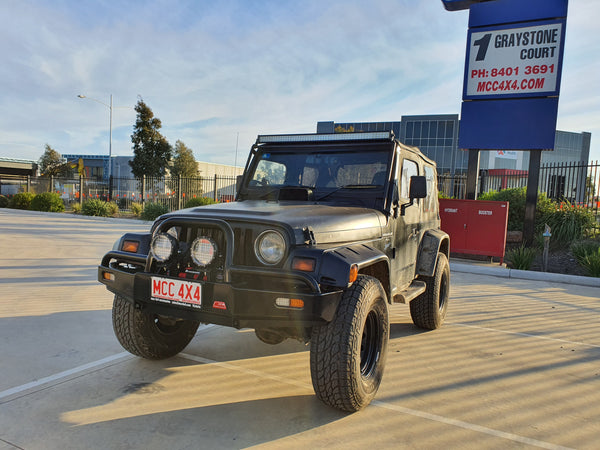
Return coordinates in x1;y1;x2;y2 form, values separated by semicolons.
102;271;115;281
292;257;316;272
122;240;139;253
349;264;358;284
275;298;304;309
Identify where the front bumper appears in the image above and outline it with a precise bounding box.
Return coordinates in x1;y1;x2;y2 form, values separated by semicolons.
98;251;342;329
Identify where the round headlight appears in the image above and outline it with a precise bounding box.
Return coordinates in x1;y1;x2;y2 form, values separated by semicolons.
255;230;286;265
151;233;176;262
191;237;217;267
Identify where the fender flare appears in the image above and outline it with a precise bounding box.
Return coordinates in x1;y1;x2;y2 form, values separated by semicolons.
318;243;390;290
416;229;450;278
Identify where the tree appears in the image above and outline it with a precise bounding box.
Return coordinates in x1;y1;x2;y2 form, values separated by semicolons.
129;99;172;178
171;140;198;177
38;144;70;177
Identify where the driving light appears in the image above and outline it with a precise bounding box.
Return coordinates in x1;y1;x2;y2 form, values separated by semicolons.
255;230;286;265
151;233;177;262
191;237;217;267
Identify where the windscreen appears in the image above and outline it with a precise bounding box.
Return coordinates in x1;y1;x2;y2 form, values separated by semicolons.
249;149;389;188
243;145;392;207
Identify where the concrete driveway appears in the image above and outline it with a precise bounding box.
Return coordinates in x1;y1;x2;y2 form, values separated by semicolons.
1;209;599;449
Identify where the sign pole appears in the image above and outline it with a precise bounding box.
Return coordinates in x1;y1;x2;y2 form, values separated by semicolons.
524;149;542;244
466;149;480;200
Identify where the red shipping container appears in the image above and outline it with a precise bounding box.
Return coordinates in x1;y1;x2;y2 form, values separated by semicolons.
439;198;509;264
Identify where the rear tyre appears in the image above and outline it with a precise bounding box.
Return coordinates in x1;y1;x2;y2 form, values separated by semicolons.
310;275;389;412
112;295;200;359
410;253;450;330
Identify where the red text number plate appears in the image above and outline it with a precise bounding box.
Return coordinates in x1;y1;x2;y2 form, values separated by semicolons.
151;277;201;307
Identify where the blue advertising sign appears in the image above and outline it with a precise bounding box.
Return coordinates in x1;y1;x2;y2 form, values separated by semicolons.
456;0;568;150
463;19;566;100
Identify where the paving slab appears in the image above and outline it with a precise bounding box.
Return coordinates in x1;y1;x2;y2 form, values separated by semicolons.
1;209;599;449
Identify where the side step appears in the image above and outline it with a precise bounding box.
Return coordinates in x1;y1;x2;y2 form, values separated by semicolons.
393;280;426;304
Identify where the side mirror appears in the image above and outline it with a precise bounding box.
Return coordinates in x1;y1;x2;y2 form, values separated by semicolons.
409;175;427;199
400;175;427;216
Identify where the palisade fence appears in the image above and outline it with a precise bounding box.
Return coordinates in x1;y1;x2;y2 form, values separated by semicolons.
438;160;600;213
1;161;599;217
0;174;238;211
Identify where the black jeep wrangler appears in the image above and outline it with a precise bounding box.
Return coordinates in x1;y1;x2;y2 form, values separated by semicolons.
99;131;450;412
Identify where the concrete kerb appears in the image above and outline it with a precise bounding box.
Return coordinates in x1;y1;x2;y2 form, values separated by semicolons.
450;261;600;288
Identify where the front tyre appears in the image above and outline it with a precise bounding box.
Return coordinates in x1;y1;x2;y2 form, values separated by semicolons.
410;253;450;330
112;295;200;360
310;275;389;412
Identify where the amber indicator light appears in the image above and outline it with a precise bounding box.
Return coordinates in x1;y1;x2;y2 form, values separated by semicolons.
122;240;139;253
292;257;316;272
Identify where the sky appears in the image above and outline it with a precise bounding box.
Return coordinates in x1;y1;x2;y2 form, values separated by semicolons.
0;0;598;166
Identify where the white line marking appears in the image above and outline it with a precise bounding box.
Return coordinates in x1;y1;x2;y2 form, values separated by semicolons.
178;353;573;450
372;401;573;450
0;352;131;401
0;324;215;402
449;322;600;348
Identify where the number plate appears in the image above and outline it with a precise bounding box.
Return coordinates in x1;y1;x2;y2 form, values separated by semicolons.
151;277;202;308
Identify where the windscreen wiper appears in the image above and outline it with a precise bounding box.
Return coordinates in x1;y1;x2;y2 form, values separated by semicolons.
315;185;376;202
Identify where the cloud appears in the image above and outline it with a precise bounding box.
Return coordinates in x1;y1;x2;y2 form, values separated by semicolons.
0;0;597;164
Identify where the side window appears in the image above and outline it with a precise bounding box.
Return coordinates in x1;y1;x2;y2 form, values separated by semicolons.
400;159;418;199
424;166;436;212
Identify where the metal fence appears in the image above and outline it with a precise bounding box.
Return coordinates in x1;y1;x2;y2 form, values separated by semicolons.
438;160;600;211
0;174;238;211
2;161;599;216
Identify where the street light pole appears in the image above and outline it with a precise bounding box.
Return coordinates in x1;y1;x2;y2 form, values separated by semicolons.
77;94;113;180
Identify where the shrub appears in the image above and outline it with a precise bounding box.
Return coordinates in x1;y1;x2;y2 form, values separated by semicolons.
184;196;218;208
30;192;65;212
572;241;600;264
71;202;82;214
9;192;35;210
141;202;169;221
130;202;143;217
479;187;555;232
81;199;111;217
580;249;600;277
572;241;600;277
0;195;8;208
117;198;128;210
106;201;119;217
542;202;595;246
506;245;537;270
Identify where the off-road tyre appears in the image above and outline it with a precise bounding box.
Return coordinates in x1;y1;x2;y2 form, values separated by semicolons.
411;253;450;330
310;275;389;412
112;295;200;360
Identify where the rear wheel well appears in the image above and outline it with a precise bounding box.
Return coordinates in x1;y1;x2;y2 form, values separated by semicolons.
359;261;390;301
439;237;450;258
